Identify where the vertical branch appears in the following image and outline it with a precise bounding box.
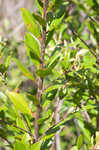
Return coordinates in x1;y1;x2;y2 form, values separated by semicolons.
51;90;62;150
55;97;62;150
41;0;47;64
34;0;47;142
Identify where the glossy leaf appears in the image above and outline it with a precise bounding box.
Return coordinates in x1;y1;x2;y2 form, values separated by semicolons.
7;91;32;116
42;115;73;141
47;51;61;69
32;13;45;26
36;0;43;15
36;68;52;78
31;141;41;150
26;93;40;105
45;29;54;47
49;14;64;31
77;134;83;150
38;109;52;125
0;105;7;112
96;131;99;145
0;92;7;102
77;120;91;144
14;142;26;150
44;84;63;93
16;117;27;130
71;146;78;150
21;8;40;37
25;33;41;57
25;33;41;65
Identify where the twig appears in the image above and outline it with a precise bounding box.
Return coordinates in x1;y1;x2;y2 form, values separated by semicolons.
88;15;99;27
69;25;99;64
0;119;34;137
71;29;96;57
50;141;55;150
0;135;13;148
43;70;67;92
54;96;62;150
38;107;76;142
82;110;91;123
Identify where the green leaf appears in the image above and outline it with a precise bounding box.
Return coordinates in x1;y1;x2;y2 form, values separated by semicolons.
36;0;43;15
13;58;34;81
16;117;27;130
21;8;40;37
83;53;96;69
96;131;99;145
38;109;52;125
71;146;78;150
25;33;41;57
77;120;91;144
0;92;7;102
32;13;45;26
21;134;30;150
45;29;54;47
44;84;63;93
25;33;41;66
0;105;7;112
77;134;83;150
7;91;32;116
85;0;94;7
49;14;64;31
61;51;71;70
42;115;73;141
26;93;40;105
31;141;41;150
47;51;61;69
14;142;26;150
36;68;52;78
29;50;42;63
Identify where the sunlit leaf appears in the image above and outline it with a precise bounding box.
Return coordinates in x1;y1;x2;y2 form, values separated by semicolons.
44;84;63;93
25;33;41;66
49;14;64;31
45;29;54;47
21;8;40;37
32;13;45;26
14;142;26;150
7;91;32;116
16;117;27;130
0;105;7;112
31;141;42;150
36;68;52;78
77;134;83;150
70;146;78;150
96;131;99;145
77;120;91;144
25;33;41;57
47;51;61;69
42;115;73;141
36;0;43;15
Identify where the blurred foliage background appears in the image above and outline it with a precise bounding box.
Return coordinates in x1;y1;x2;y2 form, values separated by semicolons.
0;0;36;39
0;0;37;93
0;0;99;150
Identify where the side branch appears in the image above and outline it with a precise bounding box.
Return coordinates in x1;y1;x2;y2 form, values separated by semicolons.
0;119;34;137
